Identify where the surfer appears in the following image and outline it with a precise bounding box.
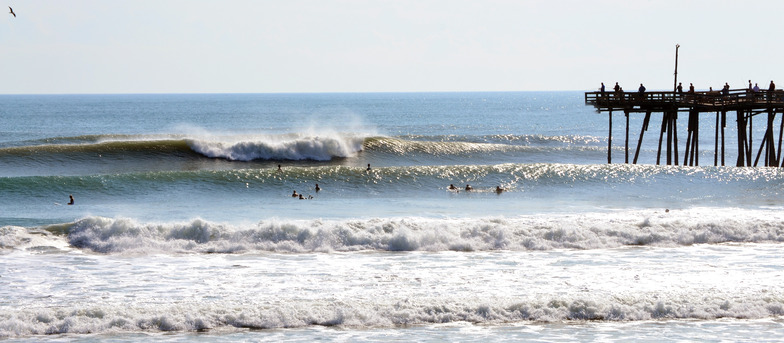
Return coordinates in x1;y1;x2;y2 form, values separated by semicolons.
292;190;298;198
277;164;282;172
495;186;505;194
67;194;74;205
448;184;458;190
315;184;321;192
366;163;371;171
465;184;473;192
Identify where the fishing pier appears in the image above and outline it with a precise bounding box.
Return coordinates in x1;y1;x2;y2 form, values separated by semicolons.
585;89;784;167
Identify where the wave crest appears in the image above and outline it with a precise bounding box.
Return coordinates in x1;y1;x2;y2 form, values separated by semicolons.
187;135;365;161
43;209;784;254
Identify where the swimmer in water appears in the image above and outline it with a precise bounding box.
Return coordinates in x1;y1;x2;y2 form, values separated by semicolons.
465;184;473;191
67;194;74;205
315;184;321;192
495;186;505;194
292;190;298;198
366;163;372;171
449;184;458;190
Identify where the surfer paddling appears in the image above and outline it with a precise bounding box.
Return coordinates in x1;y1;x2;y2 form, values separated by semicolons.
67;194;74;205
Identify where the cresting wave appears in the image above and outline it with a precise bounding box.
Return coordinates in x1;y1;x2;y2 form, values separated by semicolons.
0;134;367;162
0;133;603;163
6;208;781;254
2;294;783;337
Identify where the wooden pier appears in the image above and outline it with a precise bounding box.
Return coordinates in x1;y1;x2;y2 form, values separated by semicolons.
585;89;784;167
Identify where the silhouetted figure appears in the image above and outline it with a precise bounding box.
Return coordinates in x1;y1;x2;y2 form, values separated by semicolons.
67;195;74;205
448;184;458;190
495;186;505;194
366;164;371;171
292;190;298;198
315;184;321;192
465;184;473;192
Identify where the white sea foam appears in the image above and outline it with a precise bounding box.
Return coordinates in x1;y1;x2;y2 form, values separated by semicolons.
1;294;782;337
186;134;366;161
40;208;784;254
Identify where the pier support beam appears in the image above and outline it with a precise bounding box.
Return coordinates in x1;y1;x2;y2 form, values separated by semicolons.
625;110;630;163
608;109;613;164
684;109;699;166
736;110;748;167
633;110;651;164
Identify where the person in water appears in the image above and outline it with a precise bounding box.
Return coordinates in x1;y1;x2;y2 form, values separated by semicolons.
449;184;458;190
465;184;473;191
277;164;282;172
366;164;372;171
67;194;74;205
292;190;298;198
495;186;505;194
315;184;321;192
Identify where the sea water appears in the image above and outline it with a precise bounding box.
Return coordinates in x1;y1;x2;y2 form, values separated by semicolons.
1;92;784;342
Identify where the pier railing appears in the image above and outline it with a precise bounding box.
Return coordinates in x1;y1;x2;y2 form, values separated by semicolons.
586;89;784;112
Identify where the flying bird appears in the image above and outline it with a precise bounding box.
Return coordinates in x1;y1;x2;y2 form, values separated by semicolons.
9;6;15;17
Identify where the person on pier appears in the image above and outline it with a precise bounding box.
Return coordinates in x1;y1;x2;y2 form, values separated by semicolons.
637;84;646;101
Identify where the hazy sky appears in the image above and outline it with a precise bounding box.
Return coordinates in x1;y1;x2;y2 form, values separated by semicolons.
2;0;783;94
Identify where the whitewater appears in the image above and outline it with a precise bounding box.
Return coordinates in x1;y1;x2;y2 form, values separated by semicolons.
1;92;783;342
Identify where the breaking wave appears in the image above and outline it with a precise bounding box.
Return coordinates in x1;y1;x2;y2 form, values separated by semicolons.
3;208;779;254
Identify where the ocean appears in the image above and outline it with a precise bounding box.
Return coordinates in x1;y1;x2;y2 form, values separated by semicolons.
1;91;783;342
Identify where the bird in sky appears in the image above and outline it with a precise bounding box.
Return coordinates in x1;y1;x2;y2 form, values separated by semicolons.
9;6;15;17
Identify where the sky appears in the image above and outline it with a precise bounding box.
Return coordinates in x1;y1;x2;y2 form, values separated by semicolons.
2;0;784;94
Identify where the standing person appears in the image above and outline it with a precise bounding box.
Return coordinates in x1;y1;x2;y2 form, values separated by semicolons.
638;83;646;101
749;80;753;90
722;83;730;96
677;82;683;94
688;83;695;93
769;81;776;101
613;82;620;92
600;82;605;93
